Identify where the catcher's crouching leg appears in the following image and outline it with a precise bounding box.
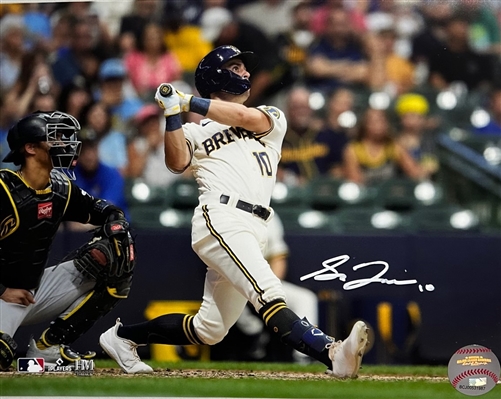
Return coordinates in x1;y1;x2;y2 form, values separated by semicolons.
37;276;132;361
35;217;136;362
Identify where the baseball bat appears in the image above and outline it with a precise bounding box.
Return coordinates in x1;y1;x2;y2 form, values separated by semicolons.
159;84;173;97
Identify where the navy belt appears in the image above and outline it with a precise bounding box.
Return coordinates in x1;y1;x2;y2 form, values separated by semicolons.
220;195;271;221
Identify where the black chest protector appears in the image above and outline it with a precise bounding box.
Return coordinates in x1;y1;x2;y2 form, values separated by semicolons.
0;170;70;289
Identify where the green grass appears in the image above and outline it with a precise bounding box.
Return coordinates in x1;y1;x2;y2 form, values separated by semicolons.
1;361;499;398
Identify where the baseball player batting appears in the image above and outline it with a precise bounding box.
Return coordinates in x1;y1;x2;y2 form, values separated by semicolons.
100;45;369;376
0;111;135;371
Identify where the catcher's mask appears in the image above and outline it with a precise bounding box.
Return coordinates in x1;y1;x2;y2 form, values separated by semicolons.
3;110;82;179
195;45;259;99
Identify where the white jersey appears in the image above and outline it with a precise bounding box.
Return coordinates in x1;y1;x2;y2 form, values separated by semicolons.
182;105;287;207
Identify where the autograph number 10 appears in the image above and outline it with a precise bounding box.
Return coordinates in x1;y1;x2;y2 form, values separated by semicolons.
300;255;435;292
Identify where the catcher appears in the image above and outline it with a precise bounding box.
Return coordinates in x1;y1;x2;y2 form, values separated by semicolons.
0;111;136;371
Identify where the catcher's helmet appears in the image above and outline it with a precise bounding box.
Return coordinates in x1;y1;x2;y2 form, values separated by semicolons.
195;45;258;99
3;111;82;179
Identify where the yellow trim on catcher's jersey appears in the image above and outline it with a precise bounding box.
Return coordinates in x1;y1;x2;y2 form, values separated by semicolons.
0;177;20;240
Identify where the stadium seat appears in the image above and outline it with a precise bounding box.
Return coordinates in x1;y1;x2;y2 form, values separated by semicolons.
275;208;332;232
270;182;307;211
375;178;444;211
306;177;376;211
129;206;193;230
408;206;480;233
331;207;410;234
125;178;169;207
166;178;199;210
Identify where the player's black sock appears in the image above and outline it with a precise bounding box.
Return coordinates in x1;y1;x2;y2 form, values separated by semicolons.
259;300;331;367
118;314;203;345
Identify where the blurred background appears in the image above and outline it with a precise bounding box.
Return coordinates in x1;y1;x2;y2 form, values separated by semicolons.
1;0;500;367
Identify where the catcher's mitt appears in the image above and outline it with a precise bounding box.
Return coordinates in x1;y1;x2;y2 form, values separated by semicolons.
73;220;136;281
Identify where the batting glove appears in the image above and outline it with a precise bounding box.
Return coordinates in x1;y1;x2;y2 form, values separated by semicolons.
155;84;181;116
175;89;193;113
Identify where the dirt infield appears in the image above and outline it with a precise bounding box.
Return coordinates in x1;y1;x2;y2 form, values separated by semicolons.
0;368;448;382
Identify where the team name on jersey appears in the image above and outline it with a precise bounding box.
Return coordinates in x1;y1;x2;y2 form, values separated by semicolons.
202;127;264;156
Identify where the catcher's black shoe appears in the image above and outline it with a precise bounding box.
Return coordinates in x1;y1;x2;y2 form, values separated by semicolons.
26;338;96;368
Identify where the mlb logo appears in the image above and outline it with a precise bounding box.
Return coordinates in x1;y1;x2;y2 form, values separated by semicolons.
17;358;45;373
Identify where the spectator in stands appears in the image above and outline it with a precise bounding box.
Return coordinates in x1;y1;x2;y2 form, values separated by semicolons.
49;11;73;55
395;93;439;179
126;104;182;188
411;1;452;83
474;87;501;135
305;8;379;94
310;0;367;37
56;1;114;50
29;92;57;114
96;58;143;132
369;22;416;97
90;0;134;40
235;0;296;40
457;0;501;55
274;1;316;88
0;97;12;170
315;88;357;179
51;16;97;88
278;86;325;186
58;77;93;122
428;13;494;91
365;0;423;59
124;21;183;100
163;8;212;76
2;50;57;123
199;7;282;106
0;14;26;94
70;136;129;230
22;3;53;52
119;0;162;54
342;108;424;186
235;213;318;364
81;101;128;174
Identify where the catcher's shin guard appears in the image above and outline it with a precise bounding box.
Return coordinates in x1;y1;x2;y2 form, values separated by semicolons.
0;331;17;371
40;276;132;346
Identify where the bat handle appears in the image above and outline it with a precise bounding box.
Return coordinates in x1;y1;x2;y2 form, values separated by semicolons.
159;84;173;97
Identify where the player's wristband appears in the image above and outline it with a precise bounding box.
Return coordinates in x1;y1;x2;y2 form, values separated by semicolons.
165;114;183;131
190;97;210;116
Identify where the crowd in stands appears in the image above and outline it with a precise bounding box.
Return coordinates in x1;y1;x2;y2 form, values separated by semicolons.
1;0;500;221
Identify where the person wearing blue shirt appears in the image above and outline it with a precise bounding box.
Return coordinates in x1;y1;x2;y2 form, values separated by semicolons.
74;137;129;220
305;8;370;94
475;87;501;135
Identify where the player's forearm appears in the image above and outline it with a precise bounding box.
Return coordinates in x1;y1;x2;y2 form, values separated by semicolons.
164;125;191;173
206;99;270;133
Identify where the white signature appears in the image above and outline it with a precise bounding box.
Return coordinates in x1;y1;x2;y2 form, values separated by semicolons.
300;255;435;292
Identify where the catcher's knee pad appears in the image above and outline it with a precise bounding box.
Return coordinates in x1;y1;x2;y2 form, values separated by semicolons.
42;277;131;346
0;331;17;371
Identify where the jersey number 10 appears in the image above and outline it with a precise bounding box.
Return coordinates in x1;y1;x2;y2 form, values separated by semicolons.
252;151;272;177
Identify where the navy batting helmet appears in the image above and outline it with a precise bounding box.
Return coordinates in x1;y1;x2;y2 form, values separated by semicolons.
3;111;81;178
195;45;258;99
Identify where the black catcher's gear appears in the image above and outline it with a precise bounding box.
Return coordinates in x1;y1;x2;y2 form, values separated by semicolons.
73;219;136;281
38;276;133;347
195;45;258;98
0;169;129;291
3;111;81;179
0;169;71;289
0;331;17;371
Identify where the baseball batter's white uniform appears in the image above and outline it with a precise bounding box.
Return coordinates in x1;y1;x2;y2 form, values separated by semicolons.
182;105;287;345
